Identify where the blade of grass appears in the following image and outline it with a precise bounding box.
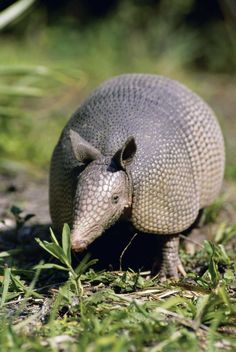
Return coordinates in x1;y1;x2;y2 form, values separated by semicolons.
0;84;43;97
0;0;37;31
0;65;50;76
0;267;11;307
62;224;71;265
49;228;60;246
35;238;66;262
75;254;98;276
34;263;69;271
193;294;210;330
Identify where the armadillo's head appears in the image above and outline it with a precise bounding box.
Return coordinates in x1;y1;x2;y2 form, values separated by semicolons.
69;129;137;252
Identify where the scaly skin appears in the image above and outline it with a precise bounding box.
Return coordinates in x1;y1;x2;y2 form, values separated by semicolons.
49;74;225;279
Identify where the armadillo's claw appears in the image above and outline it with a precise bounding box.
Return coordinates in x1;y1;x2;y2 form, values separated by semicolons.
177;260;187;277
157;258;186;281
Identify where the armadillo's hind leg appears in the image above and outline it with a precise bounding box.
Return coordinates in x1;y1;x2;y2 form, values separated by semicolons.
154;235;186;280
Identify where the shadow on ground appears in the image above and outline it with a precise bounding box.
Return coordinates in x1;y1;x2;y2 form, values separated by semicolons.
0;170;236;274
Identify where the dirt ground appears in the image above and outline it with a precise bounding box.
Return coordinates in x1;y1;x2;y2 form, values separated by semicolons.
0;171;50;254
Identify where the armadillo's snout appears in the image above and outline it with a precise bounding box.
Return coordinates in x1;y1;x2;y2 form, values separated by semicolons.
71;238;87;252
71;225;103;252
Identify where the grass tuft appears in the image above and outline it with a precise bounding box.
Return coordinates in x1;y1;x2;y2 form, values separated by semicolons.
0;224;235;351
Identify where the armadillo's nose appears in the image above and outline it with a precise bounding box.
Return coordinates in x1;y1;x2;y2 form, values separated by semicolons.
71;224;103;252
71;238;87;252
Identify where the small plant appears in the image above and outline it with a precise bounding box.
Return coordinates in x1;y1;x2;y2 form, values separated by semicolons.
192;240;235;290
0;265;42;307
35;224;97;297
214;222;236;245
10;205;35;231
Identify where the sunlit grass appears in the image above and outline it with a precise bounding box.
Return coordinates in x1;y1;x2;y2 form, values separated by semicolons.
0;3;236;351
0;223;235;351
0;10;235;175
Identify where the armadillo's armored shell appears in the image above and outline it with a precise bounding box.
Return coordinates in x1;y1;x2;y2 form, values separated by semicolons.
50;74;224;235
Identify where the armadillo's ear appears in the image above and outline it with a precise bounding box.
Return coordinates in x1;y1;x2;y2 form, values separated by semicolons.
70;129;102;164
112;136;137;170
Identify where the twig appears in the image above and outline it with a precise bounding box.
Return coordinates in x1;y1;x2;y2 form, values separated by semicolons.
180;234;205;249
119;232;139;271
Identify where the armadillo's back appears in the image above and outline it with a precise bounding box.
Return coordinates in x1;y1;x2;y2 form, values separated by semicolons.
50;74;224;234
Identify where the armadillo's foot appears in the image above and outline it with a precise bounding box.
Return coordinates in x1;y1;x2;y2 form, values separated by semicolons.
154;235;186;281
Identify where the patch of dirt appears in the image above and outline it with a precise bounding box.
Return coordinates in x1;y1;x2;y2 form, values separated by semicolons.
0;171;49;224
0;171;50;254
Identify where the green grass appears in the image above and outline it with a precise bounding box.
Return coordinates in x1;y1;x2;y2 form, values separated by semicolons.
0;9;235;177
0;224;235;352
0;3;236;351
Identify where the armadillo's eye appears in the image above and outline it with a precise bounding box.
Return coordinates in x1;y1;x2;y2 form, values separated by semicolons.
111;194;119;204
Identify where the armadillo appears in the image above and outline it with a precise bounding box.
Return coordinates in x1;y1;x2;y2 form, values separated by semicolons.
49;74;225;278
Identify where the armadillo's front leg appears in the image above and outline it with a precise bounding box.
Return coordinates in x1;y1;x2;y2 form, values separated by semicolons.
158;235;186;280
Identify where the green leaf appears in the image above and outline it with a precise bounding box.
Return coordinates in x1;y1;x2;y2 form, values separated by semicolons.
62;223;71;265
10;273;27;291
75;254;98;276
223;269;234;282
217;286;231;309
0;65;50;76
0;249;22;257
10;272;41;299
35;238;67;263
203;240;214;256
217;244;231;265
0;84;43;97
0;267;11;307
0;0;37;31
208;257;220;288
49;228;60;246
204;240;230;265
34;263;69;271
58;283;75;301
215;223;236;244
194;294;210;329
24;213;35;222
214;222;227;243
10;205;22;216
